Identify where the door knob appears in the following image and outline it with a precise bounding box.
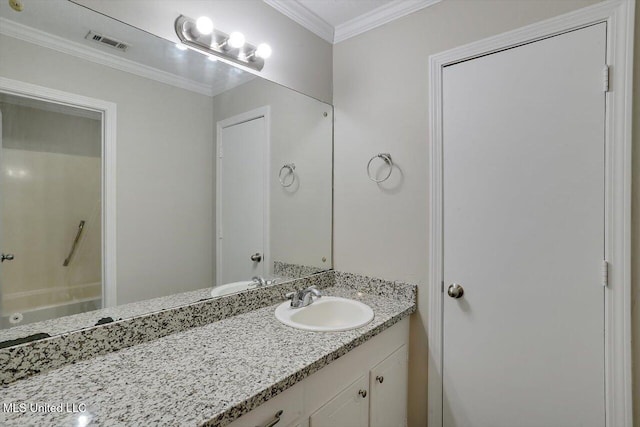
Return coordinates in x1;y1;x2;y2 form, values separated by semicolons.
447;283;464;299
1;253;14;262
250;253;262;262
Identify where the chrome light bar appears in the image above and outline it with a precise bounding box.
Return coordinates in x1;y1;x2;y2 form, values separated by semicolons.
174;15;266;71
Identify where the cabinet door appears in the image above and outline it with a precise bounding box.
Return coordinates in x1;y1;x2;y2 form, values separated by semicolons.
309;374;368;427
369;345;408;427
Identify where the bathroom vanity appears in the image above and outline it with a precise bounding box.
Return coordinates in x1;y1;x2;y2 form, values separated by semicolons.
227;317;408;427
0;272;415;426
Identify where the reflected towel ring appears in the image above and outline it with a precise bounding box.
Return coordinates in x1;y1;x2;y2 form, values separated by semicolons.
279;163;296;187
367;153;393;183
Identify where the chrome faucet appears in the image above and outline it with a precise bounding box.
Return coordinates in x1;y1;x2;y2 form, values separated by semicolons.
286;286;322;308
252;276;267;287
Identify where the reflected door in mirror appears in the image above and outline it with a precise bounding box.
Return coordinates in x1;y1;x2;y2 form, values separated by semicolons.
218;116;267;284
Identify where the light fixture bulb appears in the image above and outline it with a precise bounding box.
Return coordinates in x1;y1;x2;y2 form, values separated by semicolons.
255;43;272;59
195;16;213;35
228;32;245;48
175;43;188;51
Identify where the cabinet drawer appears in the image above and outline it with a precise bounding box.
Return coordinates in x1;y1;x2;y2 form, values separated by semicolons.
227;382;303;427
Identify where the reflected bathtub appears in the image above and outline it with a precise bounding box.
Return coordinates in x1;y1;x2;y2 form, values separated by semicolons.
210;280;256;298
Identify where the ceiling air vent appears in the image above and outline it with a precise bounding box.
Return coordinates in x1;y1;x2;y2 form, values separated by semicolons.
85;31;129;52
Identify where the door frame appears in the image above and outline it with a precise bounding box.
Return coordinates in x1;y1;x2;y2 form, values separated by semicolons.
215;106;271;285
0;76;118;308
427;1;635;426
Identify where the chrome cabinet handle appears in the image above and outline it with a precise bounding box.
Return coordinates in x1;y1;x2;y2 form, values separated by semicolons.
447;283;464;299
358;389;367;398
258;410;283;427
250;253;262;262
376;375;384;383
1;253;14;262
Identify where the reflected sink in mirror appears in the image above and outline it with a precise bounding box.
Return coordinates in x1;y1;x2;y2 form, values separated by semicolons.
274;297;374;332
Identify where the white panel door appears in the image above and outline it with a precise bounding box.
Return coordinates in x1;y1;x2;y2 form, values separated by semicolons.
219;117;266;284
310;374;369;427
369;345;408;427
442;24;606;426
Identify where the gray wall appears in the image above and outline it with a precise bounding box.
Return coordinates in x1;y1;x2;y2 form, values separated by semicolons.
212;78;333;274
0;34;215;304
331;0;640;425
72;0;333;104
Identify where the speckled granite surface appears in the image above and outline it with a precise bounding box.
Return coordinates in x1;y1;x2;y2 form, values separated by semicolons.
334;271;417;304
0;288;212;342
0;272;335;385
0;287;415;427
273;261;328;280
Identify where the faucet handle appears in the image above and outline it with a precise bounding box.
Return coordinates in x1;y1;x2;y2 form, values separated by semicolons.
286;291;303;308
301;287;321;306
304;286;322;297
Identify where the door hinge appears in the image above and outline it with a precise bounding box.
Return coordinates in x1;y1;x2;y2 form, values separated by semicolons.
218;147;223;158
602;260;609;287
441;281;444;293
603;65;610;92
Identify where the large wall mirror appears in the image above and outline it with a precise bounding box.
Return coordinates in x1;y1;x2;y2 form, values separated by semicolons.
0;0;332;341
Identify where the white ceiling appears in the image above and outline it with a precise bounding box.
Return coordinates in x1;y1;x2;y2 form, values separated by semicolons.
263;0;441;44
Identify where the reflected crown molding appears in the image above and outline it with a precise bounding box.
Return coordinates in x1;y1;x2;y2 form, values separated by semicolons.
0;18;228;97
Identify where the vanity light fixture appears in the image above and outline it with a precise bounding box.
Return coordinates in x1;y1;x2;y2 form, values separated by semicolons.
227;31;245;49
195;16;214;35
255;43;272;59
174;14;271;71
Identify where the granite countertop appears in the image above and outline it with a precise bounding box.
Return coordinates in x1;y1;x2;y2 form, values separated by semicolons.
0;287;414;427
0;288;213;343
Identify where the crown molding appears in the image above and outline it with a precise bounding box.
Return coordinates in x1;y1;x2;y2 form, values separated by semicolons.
0;18;216;97
263;0;334;43
334;0;442;43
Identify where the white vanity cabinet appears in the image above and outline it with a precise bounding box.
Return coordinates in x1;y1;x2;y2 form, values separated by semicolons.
368;345;408;427
309;345;408;427
225;383;304;427
309;374;369;427
226;317;409;427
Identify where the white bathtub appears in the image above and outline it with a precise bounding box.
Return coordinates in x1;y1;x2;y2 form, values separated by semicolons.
1;297;101;329
210;280;256;298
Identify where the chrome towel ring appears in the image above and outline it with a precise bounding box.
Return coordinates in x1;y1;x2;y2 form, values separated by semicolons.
367;153;393;183
279;163;296;187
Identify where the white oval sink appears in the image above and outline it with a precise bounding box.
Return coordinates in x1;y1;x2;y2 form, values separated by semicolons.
275;296;374;332
211;280;255;297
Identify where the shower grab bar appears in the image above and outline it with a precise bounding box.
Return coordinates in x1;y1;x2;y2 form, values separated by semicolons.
63;220;85;267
